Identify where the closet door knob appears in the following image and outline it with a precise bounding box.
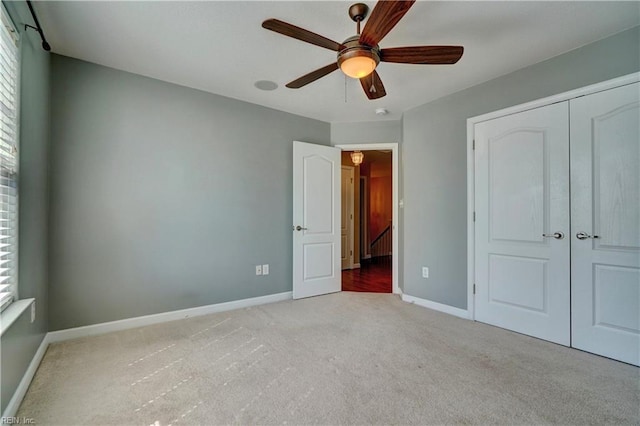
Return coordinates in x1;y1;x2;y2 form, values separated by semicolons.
576;232;599;240
542;232;564;240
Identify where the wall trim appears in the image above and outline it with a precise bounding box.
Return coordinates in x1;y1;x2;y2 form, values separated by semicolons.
2;333;49;419
402;294;470;319
47;291;292;343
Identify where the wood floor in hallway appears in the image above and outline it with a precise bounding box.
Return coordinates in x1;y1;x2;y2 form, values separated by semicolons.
342;256;392;293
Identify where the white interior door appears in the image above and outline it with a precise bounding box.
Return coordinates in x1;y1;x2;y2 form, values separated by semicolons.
570;82;640;366
474;102;570;345
293;141;341;299
341;166;354;270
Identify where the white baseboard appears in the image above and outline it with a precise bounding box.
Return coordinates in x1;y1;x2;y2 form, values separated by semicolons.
401;294;470;319
2;333;50;419
352;263;361;269
47;291;292;343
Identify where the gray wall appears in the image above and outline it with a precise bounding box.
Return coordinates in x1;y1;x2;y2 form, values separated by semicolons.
1;1;50;414
402;26;640;309
48;55;329;331
331;120;401;145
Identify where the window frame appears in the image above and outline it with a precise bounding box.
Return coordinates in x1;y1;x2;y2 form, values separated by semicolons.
0;2;20;314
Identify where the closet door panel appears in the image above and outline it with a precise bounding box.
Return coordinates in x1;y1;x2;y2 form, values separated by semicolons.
571;82;640;366
474;102;570;345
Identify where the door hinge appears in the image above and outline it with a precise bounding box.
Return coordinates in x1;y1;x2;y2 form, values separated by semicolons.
350;250;353;256
473;284;476;295
473;211;476;222
472;139;475;150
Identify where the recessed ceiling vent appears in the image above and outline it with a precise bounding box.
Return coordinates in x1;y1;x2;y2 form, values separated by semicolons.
254;80;279;91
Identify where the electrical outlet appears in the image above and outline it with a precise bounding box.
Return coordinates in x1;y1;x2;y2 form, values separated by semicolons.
31;301;36;323
422;267;429;278
255;265;262;275
262;264;269;275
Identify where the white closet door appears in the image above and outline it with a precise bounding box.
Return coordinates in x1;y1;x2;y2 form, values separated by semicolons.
475;102;570;345
570;82;640;366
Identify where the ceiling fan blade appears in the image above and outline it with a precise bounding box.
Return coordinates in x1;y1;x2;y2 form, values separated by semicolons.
286;63;340;89
359;0;416;47
381;46;464;64
262;19;344;52
360;70;387;100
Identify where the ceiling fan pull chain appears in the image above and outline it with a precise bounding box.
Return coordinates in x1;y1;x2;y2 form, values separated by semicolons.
345;74;348;103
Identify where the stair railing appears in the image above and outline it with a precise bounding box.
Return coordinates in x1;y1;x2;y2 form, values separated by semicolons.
370;224;392;258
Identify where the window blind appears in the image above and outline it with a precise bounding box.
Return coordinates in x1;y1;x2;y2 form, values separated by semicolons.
0;6;18;313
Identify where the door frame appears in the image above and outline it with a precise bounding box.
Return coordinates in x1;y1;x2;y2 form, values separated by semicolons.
336;143;400;295
466;72;640;321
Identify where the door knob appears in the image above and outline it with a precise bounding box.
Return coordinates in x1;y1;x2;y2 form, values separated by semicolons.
576;232;599;240
542;232;564;240
294;225;308;231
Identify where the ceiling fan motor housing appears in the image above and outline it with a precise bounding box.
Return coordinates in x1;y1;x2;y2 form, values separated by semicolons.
337;35;381;74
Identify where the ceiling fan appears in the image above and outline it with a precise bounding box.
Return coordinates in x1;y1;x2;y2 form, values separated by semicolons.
262;0;464;100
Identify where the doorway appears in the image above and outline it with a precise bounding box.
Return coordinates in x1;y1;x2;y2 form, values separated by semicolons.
337;143;399;294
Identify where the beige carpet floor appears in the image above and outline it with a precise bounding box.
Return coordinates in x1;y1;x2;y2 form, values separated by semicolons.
17;292;640;425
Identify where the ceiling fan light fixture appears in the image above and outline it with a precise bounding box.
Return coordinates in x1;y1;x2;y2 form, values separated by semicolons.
339;53;377;79
337;37;380;79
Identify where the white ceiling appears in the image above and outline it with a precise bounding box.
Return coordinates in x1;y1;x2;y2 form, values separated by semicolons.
34;1;639;123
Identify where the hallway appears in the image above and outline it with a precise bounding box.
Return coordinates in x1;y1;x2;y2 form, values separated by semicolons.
342;256;392;293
